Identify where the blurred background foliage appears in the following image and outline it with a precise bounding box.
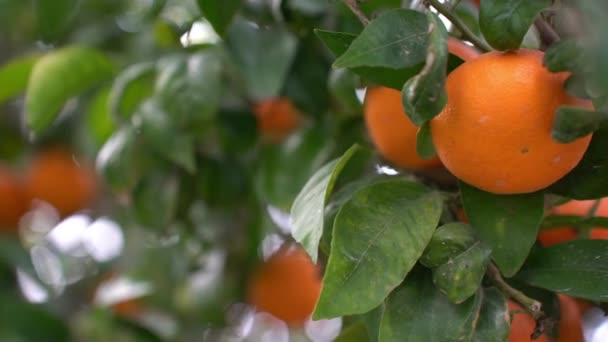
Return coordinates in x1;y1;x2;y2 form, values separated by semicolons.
0;0;390;340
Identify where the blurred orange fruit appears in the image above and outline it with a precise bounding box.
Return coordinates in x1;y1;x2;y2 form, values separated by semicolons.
508;300;548;342
252;97;301;142
25;148;97;217
247;245;322;326
0;166;28;231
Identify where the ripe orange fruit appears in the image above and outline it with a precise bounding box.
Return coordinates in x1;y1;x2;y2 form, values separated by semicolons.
247;245;322;326
508;296;583;342
447;38;480;62
364;40;479;171
364;87;442;170
556;294;584;342
553;198;608;241
0;166;28;231
430;50;592;194
25;148;97;217
508;300;548;342
252;97;301;142
537;227;578;247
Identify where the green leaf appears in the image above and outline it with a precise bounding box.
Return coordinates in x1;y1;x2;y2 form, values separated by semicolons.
226;19;298;100
362;304;385;342
0;295;69;341
421;222;477;268
460;181;544;277
26;46;114;135
109;62;156;122
551;106;606;143
85;87;115;148
314;29;356;57
401;11;448;125
433;241;492;304
378;268;482;342
256;127;334;211
517;240;608;301
550;127;608;199
33;0;79;41
334;322;370;342
334;9;429;70
133;170;180;228
313;179;443;319
197;0;243;36
328;67;362;117
471;288;510;342
416;118;438;159
0;54;40;103
155;50;222;127
96;125;145;191
479;0;551;51
543;39;584;73
132;99;196;173
290;145;368;263
315;28;422;90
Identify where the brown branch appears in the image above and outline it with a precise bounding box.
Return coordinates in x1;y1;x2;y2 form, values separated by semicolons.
342;0;370;26
427;0;492;52
534;16;560;47
486;262;547;338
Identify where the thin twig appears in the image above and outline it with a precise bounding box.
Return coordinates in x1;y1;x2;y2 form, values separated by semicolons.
487;262;547;338
534;16;560;47
427;0;492;52
342;0;370;26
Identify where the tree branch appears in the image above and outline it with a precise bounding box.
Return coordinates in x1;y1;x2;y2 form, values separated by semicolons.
487;262;547;338
427;0;492;52
534;16;560;47
342;0;370;26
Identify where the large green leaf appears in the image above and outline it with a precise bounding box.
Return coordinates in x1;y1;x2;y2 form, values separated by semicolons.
25;46;114;134
196;0;243;36
550;127;608;199
226;19;298;100
334;9;429;70
433;241;492;304
334;322;370;342
517;240;608;301
314;29;356;57
314;180;443;319
460;181;544;277
401;11;448;125
256;127;334;212
290;145;369;263
315;29;422;90
0;54;40;104
543;39;584;73
479;0;551;51
378;268;482;342
109;62;156;122
471;288;510;342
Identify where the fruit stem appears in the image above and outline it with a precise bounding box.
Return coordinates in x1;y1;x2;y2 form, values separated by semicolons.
534;16;560;47
486;262;547;337
342;0;370;26
426;0;492;52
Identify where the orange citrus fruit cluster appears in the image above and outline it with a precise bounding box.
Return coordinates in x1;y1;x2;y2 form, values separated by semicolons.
247;245;322;326
364;39;479;170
